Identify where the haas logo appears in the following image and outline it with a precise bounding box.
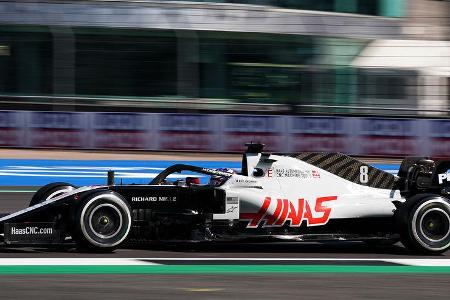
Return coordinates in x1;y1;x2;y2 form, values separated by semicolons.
240;196;337;228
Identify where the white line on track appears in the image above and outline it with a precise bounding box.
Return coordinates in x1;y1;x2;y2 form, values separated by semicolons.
0;258;449;266
139;257;450;266
128;258;297;260
0;258;158;266
386;259;450;266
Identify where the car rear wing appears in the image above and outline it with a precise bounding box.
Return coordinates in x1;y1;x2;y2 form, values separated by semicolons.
397;157;450;196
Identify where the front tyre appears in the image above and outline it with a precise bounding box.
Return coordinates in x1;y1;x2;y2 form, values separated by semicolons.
73;191;131;252
30;182;76;207
399;196;450;254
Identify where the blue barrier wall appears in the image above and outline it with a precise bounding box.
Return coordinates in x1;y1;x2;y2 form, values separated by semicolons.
0;159;398;186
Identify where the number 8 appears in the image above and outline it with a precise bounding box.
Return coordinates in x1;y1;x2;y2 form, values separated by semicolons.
360;166;368;184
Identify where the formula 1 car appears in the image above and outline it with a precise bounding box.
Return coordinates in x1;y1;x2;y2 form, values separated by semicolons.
1;143;450;254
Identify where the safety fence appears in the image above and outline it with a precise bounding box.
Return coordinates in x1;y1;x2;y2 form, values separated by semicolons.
1;110;450;157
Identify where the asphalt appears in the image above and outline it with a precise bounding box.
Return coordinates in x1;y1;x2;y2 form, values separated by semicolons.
1;190;450;299
1;274;449;300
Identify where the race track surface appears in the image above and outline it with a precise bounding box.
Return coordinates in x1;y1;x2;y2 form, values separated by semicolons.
1;190;450;299
0;274;448;300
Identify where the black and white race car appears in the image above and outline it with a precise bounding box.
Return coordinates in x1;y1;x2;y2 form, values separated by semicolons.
1;143;450;254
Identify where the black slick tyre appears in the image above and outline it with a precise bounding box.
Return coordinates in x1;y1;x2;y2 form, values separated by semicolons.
397;195;450;254
72;191;131;252
30;182;76;207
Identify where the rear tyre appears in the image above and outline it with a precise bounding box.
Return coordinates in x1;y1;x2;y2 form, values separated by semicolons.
398;196;450;254
72;191;131;252
30;182;76;207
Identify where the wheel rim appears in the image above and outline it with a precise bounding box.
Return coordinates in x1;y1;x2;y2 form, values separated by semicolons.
80;194;131;248
412;198;450;251
419;208;450;242
88;204;123;239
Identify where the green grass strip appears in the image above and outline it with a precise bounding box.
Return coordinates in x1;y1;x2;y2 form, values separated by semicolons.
0;265;450;275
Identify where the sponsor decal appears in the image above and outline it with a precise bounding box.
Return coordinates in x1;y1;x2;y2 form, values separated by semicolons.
10;226;53;235
159;132;214;150
429;121;450;156
266;168;320;179
359;137;416;156
30;129;84;148
430;140;450;157
92;113;148;149
234;178;258;184
224;116;281;133
159;114;211;131
240;196;337;228
288;117;347;153
429;120;450;138
438;172;450;185
358;118;417;155
131;196;177;202
289;117;346;134
29;112;86;148
93;130;148;149
0;111;17;127
223;115;283;152
4;222;59;244
226;206;238;213
0;128;21;146
158;114;215;151
226;197;239;205
360;118;415;137
290;136;347;153
92;113;146;131
223;134;282;152
201;168;234;177
29;112;84;129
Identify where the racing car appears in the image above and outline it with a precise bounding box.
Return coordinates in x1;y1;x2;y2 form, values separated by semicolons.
1;143;450;254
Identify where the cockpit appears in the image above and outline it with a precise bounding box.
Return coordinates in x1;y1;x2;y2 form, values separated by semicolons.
149;164;235;187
